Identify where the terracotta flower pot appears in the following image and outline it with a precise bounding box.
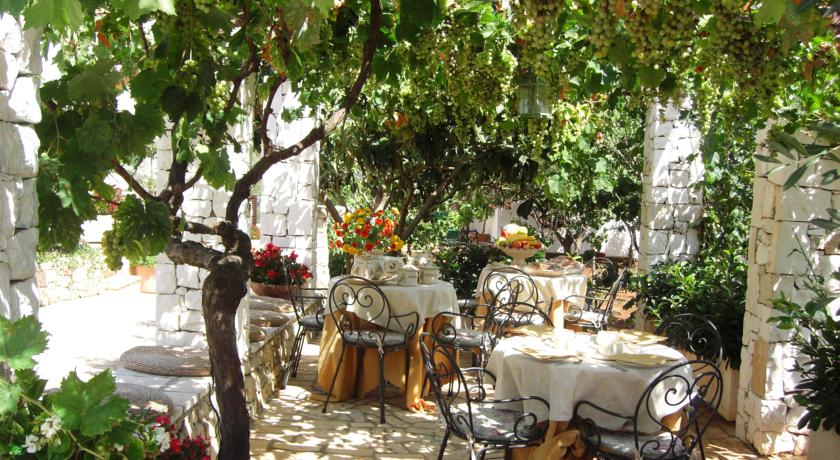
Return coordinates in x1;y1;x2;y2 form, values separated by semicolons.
249;281;299;299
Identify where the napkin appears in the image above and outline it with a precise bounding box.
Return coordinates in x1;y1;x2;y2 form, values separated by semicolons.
508;324;554;338
608;353;678;367
515;345;581;362
617;329;667;346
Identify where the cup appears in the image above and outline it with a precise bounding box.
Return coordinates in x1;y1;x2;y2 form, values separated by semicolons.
553;329;576;354
596;330;619;355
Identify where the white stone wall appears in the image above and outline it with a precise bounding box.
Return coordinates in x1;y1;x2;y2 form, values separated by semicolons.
736;124;838;456
154;82;254;351
0;15;41;320
257;82;327;286
638;101;704;272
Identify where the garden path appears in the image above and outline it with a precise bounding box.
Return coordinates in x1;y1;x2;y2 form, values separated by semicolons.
251;341;802;460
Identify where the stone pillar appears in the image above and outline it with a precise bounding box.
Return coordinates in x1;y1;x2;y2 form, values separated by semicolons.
258;83;325;285
638;101;704;272
154;82;254;352
736;124;836;456
0;15;41;320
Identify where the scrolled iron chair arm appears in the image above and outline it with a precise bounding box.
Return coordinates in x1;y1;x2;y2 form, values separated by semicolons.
392;310;421;342
460;367;497;383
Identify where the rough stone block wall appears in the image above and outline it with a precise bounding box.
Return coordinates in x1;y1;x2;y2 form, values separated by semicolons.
638;101;704;272
737;124;838;456
0;15;40;320
153;82;254;351
258;82;328;287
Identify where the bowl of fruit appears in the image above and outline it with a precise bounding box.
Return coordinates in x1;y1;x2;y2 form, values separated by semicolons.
496;224;542;266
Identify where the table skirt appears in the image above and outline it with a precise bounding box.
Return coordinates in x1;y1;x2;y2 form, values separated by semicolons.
313;312;444;411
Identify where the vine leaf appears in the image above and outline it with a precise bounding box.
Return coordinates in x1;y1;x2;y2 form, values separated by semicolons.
0;0;28;16
52;370;129;437
0;316;48;370
112;0;176;19
0;380;20;415
756;0;787;24
24;0;83;30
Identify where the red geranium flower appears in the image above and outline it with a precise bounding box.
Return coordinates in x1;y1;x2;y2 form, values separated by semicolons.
365;242;374;251
375;218;383;225
267;269;278;279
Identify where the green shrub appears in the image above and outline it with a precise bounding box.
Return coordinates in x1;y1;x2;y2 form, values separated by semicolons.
434;244;506;296
632;249;746;369
36;244;105;272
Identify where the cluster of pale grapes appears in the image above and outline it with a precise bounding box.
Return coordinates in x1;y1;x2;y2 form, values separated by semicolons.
511;0;561;78
624;0;697;67
590;0;619;59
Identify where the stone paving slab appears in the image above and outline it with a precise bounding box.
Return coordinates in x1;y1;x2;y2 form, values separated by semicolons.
251;340;805;460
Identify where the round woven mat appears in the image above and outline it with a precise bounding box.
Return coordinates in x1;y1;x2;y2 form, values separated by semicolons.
249;324;266;342
249;309;293;328
120;346;211;377
114;383;174;417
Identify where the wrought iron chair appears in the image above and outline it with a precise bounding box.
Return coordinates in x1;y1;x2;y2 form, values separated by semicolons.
572;359;723;459
482;267;549;308
489;300;553;347
655;313;723;365
321;276;420;424
563;264;629;331
419;333;550;460
281;263;327;388
430;300;495;369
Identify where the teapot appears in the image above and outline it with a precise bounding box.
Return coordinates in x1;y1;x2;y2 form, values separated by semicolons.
419;262;440;284
398;264;420;286
383;256;404;276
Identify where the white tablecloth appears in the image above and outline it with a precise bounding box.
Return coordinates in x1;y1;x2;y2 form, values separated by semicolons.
486;335;691;432
327;276;457;331
477;264;587;327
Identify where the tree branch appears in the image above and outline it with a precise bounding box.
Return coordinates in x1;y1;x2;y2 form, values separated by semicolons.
137;20;150;57
225;0;383;223
183;165;204;193
319;190;344;223
166;240;223;270
399;177;451;241
258;77;284;154
111;160;156;202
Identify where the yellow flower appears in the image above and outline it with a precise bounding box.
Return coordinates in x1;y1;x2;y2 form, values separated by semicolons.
343;243;352;252
391;207;400;216
343;213;352;224
356;218;366;225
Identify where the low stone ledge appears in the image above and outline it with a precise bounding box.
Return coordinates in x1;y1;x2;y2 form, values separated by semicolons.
114;318;296;456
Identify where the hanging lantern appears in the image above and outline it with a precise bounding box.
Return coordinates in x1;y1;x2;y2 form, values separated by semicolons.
515;74;550;118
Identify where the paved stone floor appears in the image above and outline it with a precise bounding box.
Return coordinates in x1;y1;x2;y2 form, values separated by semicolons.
251;341;800;460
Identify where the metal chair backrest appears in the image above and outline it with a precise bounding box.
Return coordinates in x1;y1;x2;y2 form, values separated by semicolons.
327;276;418;343
483;267;542;307
419;333;479;440
633;359;723;458
490;300;553;339
655;313;724;365
282;262;309;322
585;257;618;298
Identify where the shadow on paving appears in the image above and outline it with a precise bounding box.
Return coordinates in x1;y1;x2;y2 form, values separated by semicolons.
250;340;797;460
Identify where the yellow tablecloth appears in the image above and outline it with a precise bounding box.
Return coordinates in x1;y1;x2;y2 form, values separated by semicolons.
313;313;446;411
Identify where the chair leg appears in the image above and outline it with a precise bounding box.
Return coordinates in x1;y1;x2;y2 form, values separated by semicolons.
436;428;450;460
283;327;304;387
291;327;308;377
322;345;346;414
378;352;386;424
404;347;411;393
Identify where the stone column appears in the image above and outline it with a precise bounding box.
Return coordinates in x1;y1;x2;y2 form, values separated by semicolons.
638;101;704;272
258;83;325;285
736;124;837;456
0;15;41;320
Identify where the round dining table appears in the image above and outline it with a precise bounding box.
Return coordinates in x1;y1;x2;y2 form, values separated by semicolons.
486;331;691;459
314;276;458;411
476;263;588;327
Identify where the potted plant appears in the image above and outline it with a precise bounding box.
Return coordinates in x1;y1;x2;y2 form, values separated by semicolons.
129;254;157;293
772;270;840;458
250;243;313;299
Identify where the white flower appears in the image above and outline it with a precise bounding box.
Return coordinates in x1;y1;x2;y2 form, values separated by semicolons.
114;444;124;452
40;414;62;439
24;434;41;454
152;426;171;453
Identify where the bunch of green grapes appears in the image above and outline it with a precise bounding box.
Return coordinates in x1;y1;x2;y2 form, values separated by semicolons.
511;0;561;78
624;0;697;67
207;81;229;114
102;196;173;270
699;2;784;114
590;0;619;59
193;0;214;13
